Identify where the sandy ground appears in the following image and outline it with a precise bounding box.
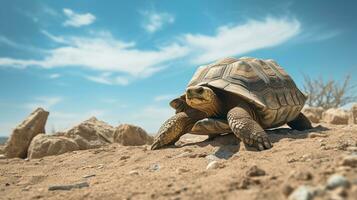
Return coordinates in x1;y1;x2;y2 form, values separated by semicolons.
0;123;356;200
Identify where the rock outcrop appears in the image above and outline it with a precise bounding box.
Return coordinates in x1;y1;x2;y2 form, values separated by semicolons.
28;134;79;159
349;103;357;124
114;124;153;146
65;117;115;150
302;106;324;123
4;108;49;158
322;108;349;125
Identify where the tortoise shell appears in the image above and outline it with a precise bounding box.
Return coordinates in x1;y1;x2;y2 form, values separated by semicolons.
186;57;306;128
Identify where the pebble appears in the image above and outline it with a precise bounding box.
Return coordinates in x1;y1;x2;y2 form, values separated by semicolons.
288;185;315;200
281;183;294;197
174;152;191;159
120;155;130;160
149;163;160;171
205;154;219;161
206;161;220;170
48;182;89;191
292;171;313;181
326;174;350;189
129;170;139;175
97;164;104;169
22;186;31;191
245;165;266;177
340;154;357;167
176;168;189;174
82;174;96;179
0;155;6;159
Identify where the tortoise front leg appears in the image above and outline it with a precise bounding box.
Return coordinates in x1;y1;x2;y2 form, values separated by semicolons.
227;106;272;151
151;112;201;150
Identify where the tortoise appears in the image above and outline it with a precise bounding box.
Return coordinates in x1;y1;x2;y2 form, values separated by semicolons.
151;57;312;151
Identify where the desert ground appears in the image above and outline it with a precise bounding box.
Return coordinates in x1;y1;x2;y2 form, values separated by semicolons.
0;122;356;200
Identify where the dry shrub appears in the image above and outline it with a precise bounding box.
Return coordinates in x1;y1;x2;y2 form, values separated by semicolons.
303;74;356;109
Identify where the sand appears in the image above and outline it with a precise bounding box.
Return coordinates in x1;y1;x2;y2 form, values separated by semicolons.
0;123;356;200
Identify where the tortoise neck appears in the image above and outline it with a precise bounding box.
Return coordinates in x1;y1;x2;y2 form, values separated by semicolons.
203;95;223;117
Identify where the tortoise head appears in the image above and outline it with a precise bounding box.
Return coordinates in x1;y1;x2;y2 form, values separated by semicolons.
185;86;221;116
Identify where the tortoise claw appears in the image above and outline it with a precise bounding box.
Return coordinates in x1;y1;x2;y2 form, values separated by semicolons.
150;140;162;150
253;136;272;151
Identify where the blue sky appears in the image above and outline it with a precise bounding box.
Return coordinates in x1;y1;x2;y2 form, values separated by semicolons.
0;0;356;136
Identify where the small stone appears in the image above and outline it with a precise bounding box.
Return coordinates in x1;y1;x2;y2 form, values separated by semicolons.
149;163;160;171
97;164;104;169
293;171;313;181
22;186;31;191
205;154;219;161
174;152;191;159
288;185;315;200
340;154;357;167
206;161;220;170
120;155;130;160
246;165;266;177
129;170;139;175
176;168;189;173
0;154;6;159
82;174;96;178
288;158;298;163
48;182;89;191
326;174;350;189
282;183;294;197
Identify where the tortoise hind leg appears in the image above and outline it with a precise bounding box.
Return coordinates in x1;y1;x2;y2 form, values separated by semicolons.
287;113;313;131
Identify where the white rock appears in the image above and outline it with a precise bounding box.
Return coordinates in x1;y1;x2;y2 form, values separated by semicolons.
206;161;220;170
288;185;315;200
302;107;324;123
65;117;115;150
4;108;49;158
348;103;357;124
113;124;153;146
340;154;357;167
326;174;350;189
27;134;79;159
129;170;139;175
322;108;349;125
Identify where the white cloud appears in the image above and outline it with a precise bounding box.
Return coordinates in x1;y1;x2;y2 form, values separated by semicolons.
49;73;61;79
295;28;341;43
24;96;63;110
85;72;130;86
63;8;96;27
0;17;302;85
142;11;175;33
154;94;177;102
183;17;301;64
0;31;189;77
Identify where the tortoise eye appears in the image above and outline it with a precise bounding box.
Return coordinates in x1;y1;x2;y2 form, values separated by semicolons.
196;87;204;94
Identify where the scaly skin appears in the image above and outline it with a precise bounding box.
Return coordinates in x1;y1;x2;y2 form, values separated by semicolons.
227;106;272;151
151;111;205;150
